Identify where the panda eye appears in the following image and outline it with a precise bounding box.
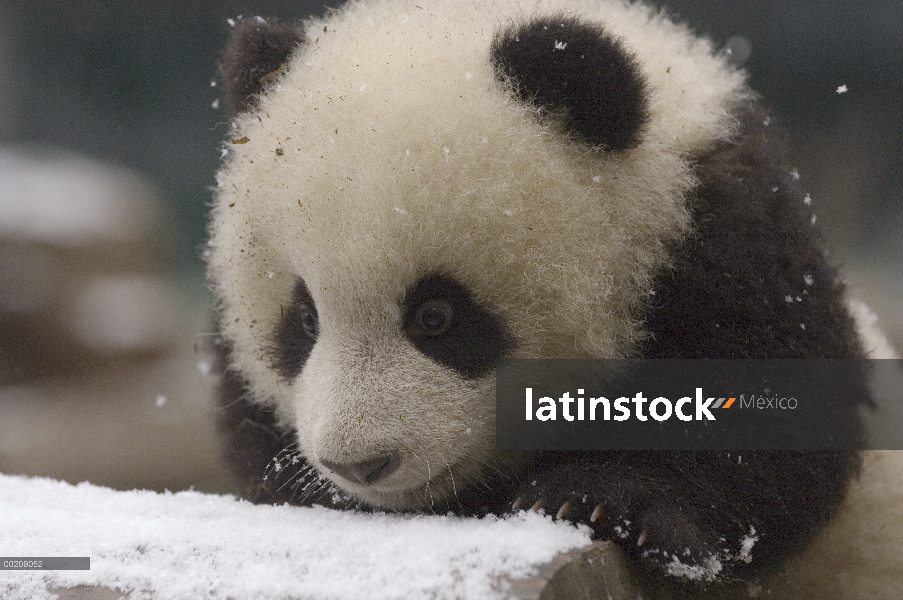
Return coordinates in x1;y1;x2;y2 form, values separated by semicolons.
402;275;510;379
300;306;319;339
412;300;453;336
272;279;318;380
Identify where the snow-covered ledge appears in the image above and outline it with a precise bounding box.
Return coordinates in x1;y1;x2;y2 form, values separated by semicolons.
1;474;629;600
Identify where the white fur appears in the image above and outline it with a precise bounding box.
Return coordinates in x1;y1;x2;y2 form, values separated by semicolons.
208;0;746;507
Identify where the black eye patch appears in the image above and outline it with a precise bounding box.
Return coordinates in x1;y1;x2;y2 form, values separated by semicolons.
402;274;512;379
271;279;318;379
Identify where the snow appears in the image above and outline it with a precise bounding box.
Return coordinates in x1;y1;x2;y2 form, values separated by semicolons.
0;475;590;600
737;526;758;564
664;555;722;581
723;35;752;66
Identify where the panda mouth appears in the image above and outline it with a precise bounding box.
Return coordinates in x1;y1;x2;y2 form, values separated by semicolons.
316;451;471;510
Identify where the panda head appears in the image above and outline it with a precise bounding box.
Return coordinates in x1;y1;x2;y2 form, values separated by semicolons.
209;0;747;509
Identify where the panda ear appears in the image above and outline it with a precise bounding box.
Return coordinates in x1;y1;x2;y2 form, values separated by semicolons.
491;14;650;151
220;17;304;115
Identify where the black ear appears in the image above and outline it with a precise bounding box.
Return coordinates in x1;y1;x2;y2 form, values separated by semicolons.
220;17;304;115
491;14;650;150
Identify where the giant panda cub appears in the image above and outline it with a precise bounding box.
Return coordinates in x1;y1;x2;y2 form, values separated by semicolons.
208;0;902;596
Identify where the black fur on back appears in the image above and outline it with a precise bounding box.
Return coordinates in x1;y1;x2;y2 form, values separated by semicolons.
220;17;303;115
643;104;864;361
506;103;866;587
490;14;650;150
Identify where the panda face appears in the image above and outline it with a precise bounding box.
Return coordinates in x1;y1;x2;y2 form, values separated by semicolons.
271;272;512;508
209;0;747;508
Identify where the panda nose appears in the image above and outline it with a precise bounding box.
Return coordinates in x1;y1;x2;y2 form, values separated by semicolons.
320;454;399;485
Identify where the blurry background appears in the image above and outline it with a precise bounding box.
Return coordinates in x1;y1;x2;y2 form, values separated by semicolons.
0;1;900;494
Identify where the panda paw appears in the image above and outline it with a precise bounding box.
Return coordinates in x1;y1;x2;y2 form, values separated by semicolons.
510;473;755;582
626;503;756;582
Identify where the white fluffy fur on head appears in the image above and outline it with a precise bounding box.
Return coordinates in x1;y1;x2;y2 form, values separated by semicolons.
208;0;747;506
